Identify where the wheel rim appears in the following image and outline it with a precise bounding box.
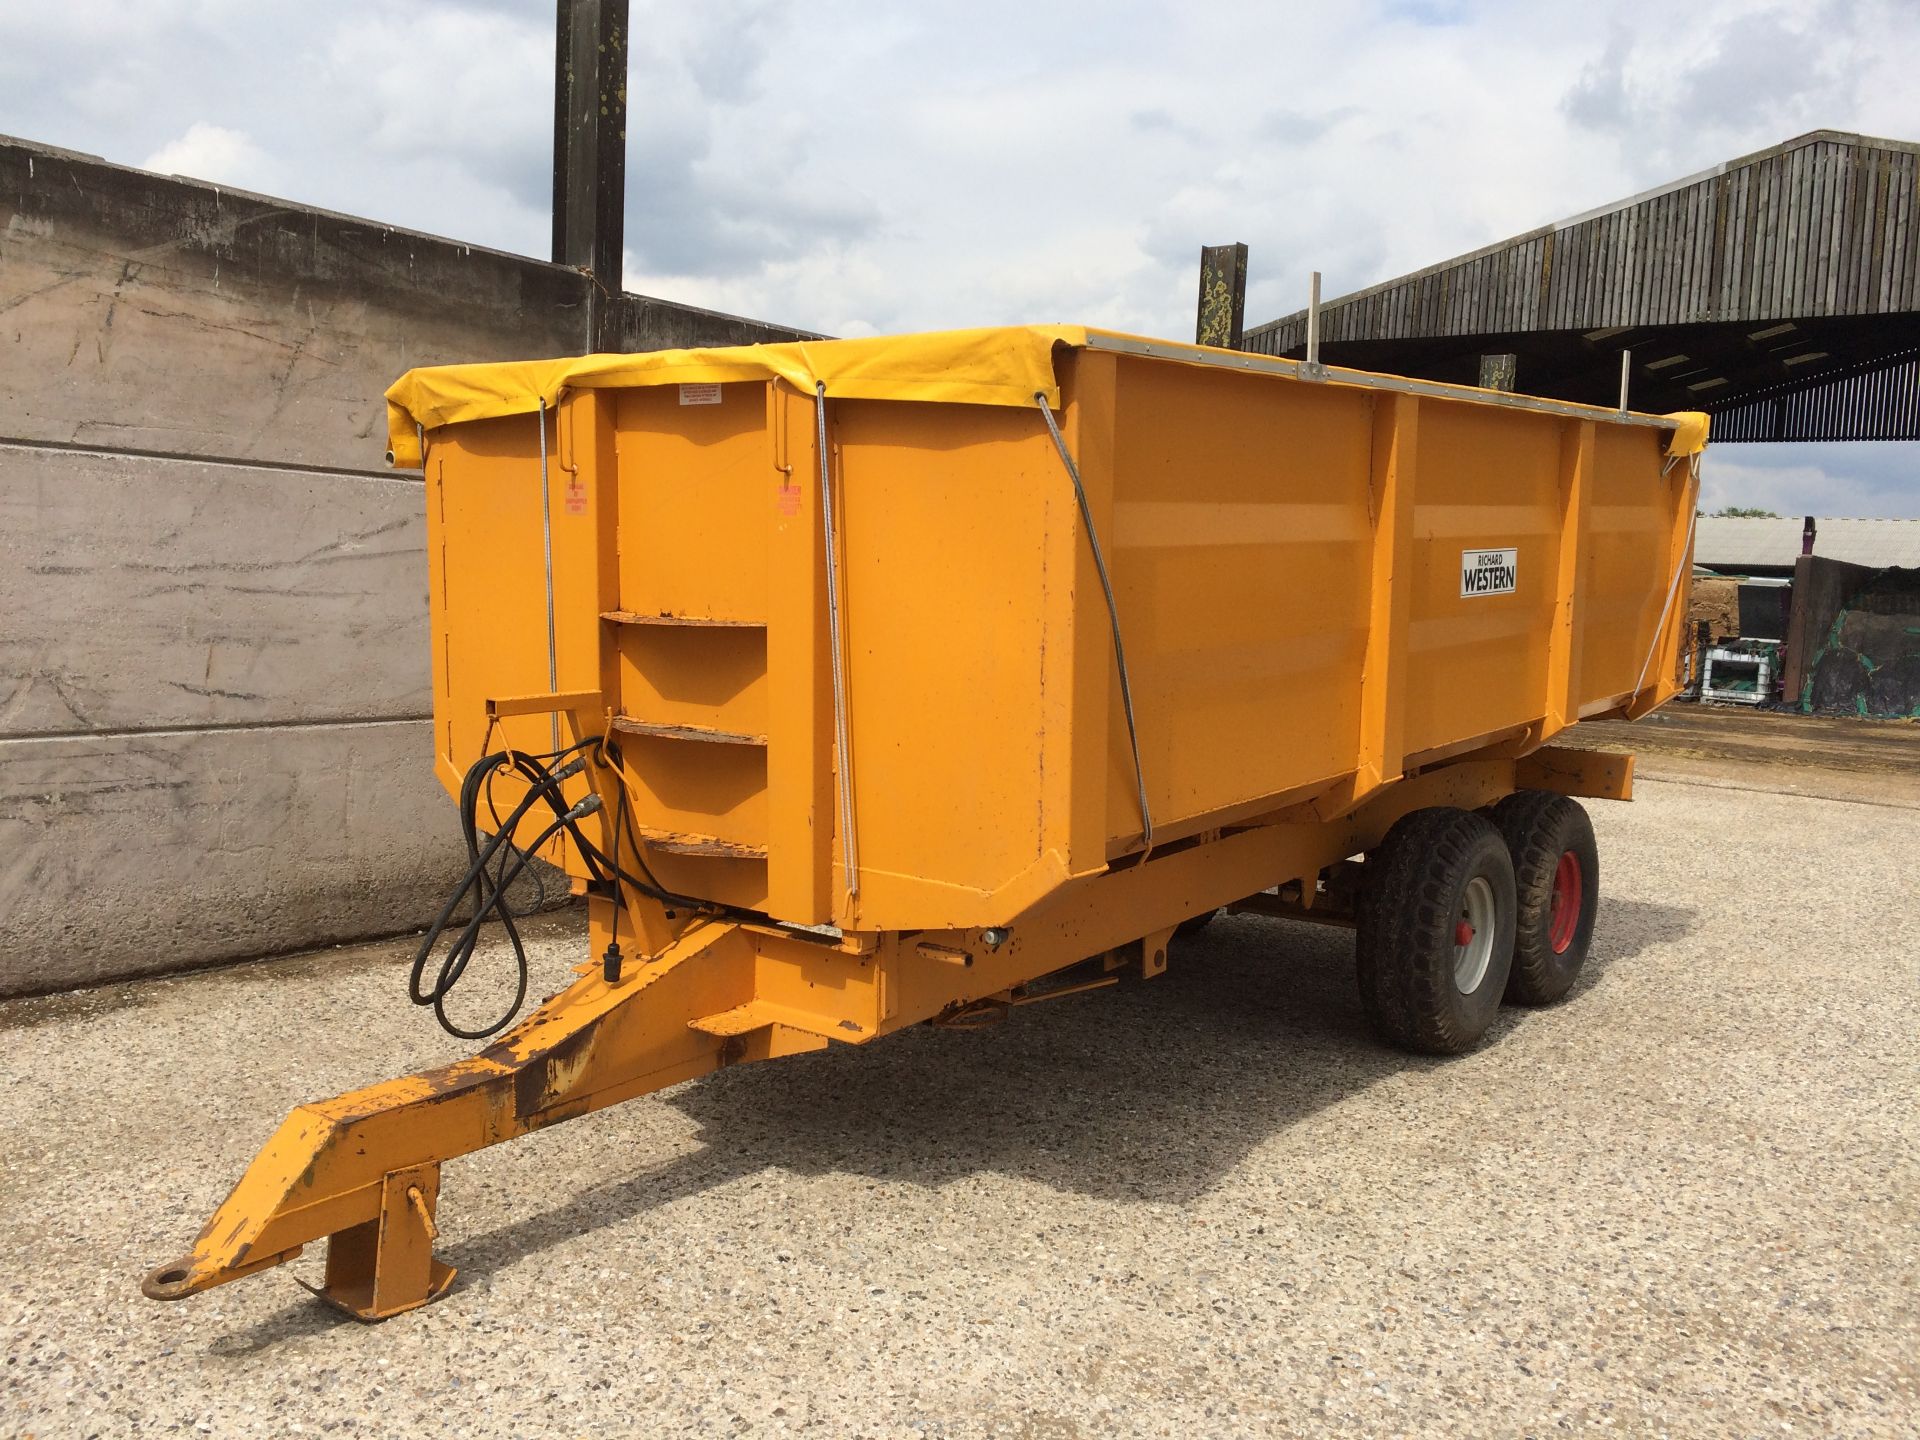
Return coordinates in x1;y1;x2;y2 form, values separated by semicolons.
1549;850;1583;954
1453;875;1496;993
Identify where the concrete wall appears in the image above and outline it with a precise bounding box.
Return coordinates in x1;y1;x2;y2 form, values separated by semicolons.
0;134;810;995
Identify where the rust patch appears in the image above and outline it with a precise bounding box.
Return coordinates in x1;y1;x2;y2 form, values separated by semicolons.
513;1018;600;1120
521;1097;592;1134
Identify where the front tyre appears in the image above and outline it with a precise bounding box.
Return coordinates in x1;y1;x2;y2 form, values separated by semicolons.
1357;808;1518;1055
1488;791;1599;1006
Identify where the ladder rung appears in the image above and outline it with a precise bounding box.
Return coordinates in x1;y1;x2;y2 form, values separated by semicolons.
611;716;767;747
688;1003;774;1037
633;826;767;861
601;610;765;629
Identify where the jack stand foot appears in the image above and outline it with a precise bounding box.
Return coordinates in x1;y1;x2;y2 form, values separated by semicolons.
300;1164;456;1321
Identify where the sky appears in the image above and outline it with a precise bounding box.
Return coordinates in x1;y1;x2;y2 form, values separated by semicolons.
4;0;1917;515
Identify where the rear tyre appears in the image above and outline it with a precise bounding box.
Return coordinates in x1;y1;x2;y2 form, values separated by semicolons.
1488;791;1598;1006
1357;808;1517;1055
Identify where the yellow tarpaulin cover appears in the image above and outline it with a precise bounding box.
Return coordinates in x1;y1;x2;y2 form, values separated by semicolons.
385;325;1088;467
384;324;1709;466
1663;410;1711;458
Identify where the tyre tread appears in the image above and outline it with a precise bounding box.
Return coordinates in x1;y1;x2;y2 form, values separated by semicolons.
1357;807;1515;1055
1489;791;1598;1006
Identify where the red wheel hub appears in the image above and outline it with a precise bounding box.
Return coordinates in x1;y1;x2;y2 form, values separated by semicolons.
1454;919;1475;947
1549;850;1583;954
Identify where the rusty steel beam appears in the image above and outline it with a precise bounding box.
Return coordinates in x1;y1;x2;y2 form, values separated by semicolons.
1196;242;1249;349
553;0;629;350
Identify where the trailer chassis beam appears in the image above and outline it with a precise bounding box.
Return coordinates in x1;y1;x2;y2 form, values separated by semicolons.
143;750;1636;1320
142;919;791;1319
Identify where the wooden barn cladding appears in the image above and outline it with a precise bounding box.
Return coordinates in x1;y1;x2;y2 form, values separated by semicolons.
1243;132;1920;436
1250;132;1919;349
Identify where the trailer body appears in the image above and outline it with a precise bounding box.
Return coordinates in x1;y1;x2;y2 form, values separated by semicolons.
145;327;1703;1318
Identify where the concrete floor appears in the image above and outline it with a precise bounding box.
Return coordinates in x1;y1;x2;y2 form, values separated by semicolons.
3;767;1917;1437
1564;706;1920;809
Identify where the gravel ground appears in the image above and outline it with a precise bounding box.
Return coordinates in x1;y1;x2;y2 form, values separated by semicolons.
3;774;1916;1438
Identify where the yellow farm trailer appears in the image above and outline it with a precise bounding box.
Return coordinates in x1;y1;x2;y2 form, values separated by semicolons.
144;327;1704;1319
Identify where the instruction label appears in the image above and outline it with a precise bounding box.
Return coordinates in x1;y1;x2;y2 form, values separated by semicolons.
1461;547;1518;597
679;383;722;405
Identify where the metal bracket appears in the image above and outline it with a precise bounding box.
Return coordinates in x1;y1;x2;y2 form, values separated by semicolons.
1137;924;1175;980
1298;269;1328;381
486;690;603;720
300;1165;455;1322
1516;746;1636;801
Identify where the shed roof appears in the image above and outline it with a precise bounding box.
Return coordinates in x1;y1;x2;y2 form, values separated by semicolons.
1244;131;1920;441
1695;515;1920;571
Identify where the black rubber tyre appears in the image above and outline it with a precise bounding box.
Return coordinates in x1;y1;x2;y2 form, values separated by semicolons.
1356;807;1517;1055
1488;791;1599;1006
1174;909;1218;938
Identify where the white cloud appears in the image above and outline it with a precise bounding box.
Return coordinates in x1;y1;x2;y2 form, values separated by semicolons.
11;0;1917;335
1701;444;1920;520
140;121;273;190
4;0;1919;513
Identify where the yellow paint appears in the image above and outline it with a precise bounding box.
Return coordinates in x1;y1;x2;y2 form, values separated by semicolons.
383;324;1710;465
149;329;1699;1318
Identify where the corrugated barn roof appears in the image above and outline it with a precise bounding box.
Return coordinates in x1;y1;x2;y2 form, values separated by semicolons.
1694;515;1920;570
